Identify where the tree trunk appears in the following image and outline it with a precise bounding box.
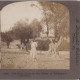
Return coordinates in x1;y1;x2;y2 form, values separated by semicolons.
25;38;29;51
7;42;10;48
54;36;63;56
20;38;25;50
20;38;29;50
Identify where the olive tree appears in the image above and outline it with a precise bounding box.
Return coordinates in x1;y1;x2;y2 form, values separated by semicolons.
12;19;42;50
39;2;70;55
12;20;31;50
1;31;13;48
32;2;70;55
30;19;42;39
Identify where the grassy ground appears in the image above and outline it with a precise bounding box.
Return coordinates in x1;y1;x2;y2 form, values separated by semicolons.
1;40;70;69
1;48;70;69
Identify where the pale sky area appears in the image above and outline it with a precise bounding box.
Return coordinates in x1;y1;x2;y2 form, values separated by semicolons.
1;1;43;32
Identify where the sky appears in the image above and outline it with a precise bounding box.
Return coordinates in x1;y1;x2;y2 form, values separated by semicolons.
1;1;69;36
1;1;43;32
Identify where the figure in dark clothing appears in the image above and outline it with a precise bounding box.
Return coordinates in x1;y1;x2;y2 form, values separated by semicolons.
21;39;29;51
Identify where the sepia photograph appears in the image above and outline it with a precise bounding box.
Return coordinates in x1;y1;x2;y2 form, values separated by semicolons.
1;1;70;69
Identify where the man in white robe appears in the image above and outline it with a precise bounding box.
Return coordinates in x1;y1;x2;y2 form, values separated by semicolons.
30;40;38;61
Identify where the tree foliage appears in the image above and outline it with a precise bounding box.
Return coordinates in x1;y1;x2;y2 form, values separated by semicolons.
30;19;42;38
39;1;69;40
11;19;42;42
12;20;31;40
1;31;13;48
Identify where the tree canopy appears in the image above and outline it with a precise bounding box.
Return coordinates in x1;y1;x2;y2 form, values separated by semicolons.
11;19;42;41
39;2;69;40
1;31;13;48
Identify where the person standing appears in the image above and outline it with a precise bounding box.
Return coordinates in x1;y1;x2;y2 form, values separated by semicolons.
49;39;54;55
30;39;38;61
49;39;58;56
